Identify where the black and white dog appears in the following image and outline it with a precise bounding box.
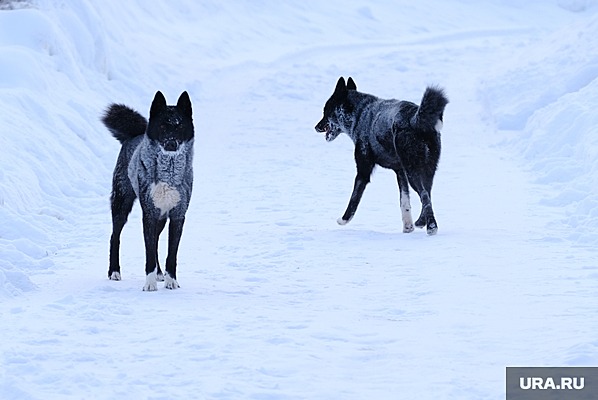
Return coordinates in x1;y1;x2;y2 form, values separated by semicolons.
315;77;448;235
102;91;194;290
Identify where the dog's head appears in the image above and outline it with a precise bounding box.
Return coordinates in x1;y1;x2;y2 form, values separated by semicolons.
315;77;357;142
146;91;194;153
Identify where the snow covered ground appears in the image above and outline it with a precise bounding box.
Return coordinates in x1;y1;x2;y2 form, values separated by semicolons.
1;0;598;399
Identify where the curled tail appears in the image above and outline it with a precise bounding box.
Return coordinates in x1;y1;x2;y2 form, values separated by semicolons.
101;104;147;144
411;86;449;132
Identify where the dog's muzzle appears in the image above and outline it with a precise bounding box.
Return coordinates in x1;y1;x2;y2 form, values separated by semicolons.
316;121;339;142
315;120;335;141
315;120;329;134
162;139;178;152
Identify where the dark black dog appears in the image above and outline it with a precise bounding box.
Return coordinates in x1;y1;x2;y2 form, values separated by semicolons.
102;91;194;290
315;77;448;235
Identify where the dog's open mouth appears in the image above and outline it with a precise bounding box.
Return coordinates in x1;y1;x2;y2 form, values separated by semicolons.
316;121;337;141
316;124;331;139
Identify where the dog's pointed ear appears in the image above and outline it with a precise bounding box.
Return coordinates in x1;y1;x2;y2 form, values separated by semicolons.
150;91;167;118
334;77;347;95
177;91;192;119
347;77;357;91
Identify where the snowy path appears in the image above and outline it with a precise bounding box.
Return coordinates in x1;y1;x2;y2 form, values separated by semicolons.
2;2;598;399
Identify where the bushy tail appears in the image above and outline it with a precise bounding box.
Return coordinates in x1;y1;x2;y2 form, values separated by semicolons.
411;86;449;132
101;104;147;144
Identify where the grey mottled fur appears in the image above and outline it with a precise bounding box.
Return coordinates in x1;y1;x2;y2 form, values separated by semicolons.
315;77;448;234
102;91;194;291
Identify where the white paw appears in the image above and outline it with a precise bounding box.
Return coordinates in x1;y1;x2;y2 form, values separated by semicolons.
403;224;414;233
109;271;121;281
164;273;180;290
337;217;350;225
142;271;158;291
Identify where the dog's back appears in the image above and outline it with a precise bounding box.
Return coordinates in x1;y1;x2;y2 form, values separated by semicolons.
350;87;447;139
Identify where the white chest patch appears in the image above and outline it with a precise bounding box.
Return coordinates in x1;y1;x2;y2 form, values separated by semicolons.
150;182;180;215
435;119;443;133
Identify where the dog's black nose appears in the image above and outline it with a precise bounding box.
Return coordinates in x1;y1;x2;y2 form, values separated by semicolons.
163;139;178;152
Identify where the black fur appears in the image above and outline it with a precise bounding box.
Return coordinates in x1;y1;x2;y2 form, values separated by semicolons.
102;91;194;290
102;104;147;144
315;77;448;235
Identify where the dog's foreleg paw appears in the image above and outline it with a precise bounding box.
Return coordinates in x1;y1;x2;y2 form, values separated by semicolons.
164;273;180;290
109;271;121;281
403;224;414;233
142;272;158;291
142;282;158;291
337;217;351;225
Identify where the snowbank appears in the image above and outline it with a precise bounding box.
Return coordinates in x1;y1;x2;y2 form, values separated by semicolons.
482;14;598;246
0;4;110;296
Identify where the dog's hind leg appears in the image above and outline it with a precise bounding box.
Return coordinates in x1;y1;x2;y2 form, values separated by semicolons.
155;218;167;282
414;137;441;235
109;186;136;280
395;169;414;233
409;176;438;235
338;150;374;225
164;217;185;289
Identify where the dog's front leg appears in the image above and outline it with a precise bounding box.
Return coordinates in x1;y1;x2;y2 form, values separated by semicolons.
338;150;374;225
142;213;159;291
155;218;167;282
164;217;185;289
